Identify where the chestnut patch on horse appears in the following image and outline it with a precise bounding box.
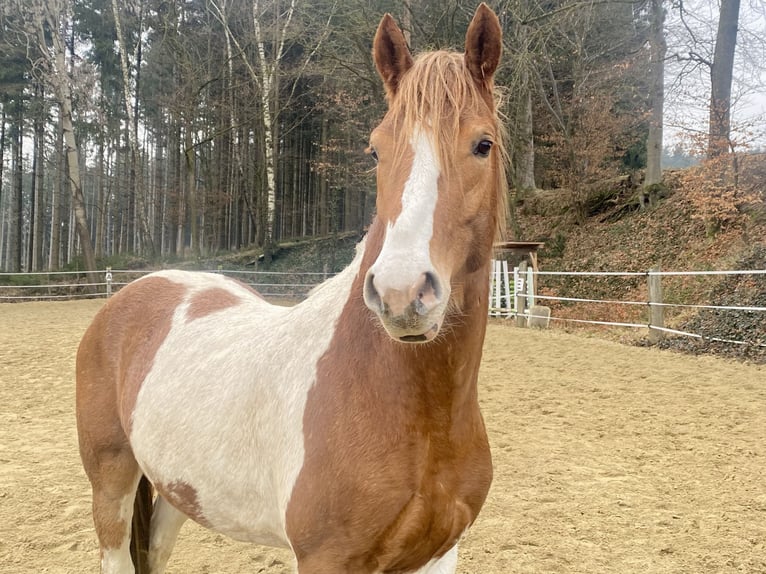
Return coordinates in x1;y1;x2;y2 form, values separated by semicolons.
91;493;134;551
156;480;210;528
77;276;186;439
186;287;242;322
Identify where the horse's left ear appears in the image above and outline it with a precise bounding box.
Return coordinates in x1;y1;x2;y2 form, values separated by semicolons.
464;3;503;86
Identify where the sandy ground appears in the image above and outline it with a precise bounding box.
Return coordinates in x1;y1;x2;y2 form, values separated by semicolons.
1;299;765;573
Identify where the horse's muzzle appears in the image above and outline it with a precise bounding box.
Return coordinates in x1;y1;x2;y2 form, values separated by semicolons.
363;270;446;343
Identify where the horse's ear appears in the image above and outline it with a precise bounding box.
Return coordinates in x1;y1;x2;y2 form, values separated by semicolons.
464;3;503;87
373;14;413;99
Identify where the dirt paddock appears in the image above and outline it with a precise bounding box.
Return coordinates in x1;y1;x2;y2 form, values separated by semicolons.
1;299;764;573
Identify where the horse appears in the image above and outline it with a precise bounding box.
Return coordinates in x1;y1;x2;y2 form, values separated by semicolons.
75;4;506;573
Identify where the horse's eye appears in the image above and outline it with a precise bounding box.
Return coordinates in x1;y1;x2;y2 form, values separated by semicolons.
474;139;493;158
367;146;379;164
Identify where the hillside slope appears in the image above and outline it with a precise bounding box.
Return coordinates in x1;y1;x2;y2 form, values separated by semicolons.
515;153;766;363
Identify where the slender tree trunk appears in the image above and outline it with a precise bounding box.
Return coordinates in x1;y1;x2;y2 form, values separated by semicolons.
28;121;37;271
10;99;23;272
184;124;198;256
320;118;329;236
32;84;45;270
708;0;740;158
516;23;535;192
33;0;97;278
0;106;5;258
61;104;96;273
258;53;277;250
154;132;165;255
95;135;106;258
49;116;63;270
0;107;5;271
111;0;154;257
221;6;247;250
644;0;666;198
173;124;183;256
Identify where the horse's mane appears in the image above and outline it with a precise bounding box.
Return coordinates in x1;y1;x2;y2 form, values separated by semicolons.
388;50;509;240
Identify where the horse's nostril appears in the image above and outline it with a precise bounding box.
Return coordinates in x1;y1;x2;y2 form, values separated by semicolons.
424;272;441;300
422;272;441;301
363;272;383;313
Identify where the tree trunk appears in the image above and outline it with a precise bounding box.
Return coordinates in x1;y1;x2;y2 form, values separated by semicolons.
111;0;154;257
61;100;97;276
56;41;97;276
0;107;5;270
184;124;198;256
10;99;23;272
644;0;666;201
33;0;97;278
319;117;329;236
49;116;63;270
516;22;535;192
708;0;741;158
32;84;46;271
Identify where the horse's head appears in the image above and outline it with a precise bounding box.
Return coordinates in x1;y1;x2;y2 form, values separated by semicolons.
363;3;505;343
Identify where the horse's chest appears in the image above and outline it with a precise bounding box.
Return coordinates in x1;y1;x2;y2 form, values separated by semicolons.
372;481;481;572
287;441;492;572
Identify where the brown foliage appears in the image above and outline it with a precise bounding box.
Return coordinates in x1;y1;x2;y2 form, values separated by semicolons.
679;152;760;235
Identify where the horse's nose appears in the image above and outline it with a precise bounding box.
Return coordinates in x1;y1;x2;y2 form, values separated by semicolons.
364;271;443;317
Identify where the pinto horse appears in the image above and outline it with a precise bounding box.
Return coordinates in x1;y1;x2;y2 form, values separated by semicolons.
76;5;506;573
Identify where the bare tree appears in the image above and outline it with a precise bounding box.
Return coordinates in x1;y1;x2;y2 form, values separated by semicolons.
208;0;296;254
111;0;155;256
26;0;97;277
209;0;335;254
707;0;740;157
644;0;667;202
667;0;764;155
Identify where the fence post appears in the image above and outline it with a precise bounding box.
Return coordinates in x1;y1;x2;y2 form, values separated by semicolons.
501;259;511;317
648;266;664;343
515;261;528;327
105;267;113;298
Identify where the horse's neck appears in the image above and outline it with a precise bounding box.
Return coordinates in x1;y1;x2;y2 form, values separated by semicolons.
346;252;490;402
307;233;492;389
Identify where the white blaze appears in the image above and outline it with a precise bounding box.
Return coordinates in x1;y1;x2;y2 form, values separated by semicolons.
370;127;441;293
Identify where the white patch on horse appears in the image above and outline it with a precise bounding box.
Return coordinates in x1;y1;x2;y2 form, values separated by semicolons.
413;544;459;574
148;497;188;573
128;254;363;548
371;544;458;574
369;127;440;294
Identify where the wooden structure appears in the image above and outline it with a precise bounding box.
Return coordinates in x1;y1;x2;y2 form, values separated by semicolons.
490;241;544;324
493;241;545;273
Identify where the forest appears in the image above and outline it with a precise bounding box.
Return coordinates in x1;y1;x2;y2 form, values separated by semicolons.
0;0;761;272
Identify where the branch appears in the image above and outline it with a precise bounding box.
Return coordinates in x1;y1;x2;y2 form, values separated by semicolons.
283;0;339;111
